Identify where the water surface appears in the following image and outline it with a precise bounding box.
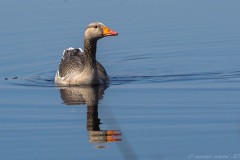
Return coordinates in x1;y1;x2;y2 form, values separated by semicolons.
1;0;240;160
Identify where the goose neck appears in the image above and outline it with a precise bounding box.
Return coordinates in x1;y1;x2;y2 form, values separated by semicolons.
84;38;97;67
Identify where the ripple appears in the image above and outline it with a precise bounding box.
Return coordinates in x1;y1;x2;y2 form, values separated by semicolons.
4;72;55;88
3;70;240;87
110;70;240;85
19;75;55;87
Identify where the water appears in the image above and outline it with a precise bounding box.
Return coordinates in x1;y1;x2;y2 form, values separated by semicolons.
1;0;240;159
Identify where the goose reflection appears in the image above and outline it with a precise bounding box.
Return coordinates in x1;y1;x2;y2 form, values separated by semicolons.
58;85;121;146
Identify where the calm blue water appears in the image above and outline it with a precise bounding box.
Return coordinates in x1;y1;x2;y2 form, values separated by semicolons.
1;0;240;160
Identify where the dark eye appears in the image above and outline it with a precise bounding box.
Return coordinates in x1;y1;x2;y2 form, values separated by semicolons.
94;25;98;28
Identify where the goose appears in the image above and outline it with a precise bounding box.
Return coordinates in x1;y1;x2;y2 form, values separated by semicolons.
55;22;118;85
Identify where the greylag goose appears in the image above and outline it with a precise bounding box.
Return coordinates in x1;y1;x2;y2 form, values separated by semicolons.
55;22;118;85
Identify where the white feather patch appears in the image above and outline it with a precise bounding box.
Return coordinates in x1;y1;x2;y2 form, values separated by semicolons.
61;47;83;59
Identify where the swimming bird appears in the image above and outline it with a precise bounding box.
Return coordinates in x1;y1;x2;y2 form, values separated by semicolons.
55;22;118;85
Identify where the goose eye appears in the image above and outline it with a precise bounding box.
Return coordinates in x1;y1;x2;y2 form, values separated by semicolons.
94;25;98;28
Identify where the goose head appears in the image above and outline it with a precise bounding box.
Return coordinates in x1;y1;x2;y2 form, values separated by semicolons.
84;22;118;41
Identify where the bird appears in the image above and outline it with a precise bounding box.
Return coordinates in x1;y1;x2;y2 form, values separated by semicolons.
55;22;118;85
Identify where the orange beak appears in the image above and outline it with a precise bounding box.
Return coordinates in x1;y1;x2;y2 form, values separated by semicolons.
102;26;118;36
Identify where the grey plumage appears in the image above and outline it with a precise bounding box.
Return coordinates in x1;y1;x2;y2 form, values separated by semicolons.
54;22;117;85
58;48;84;78
57;48;109;84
